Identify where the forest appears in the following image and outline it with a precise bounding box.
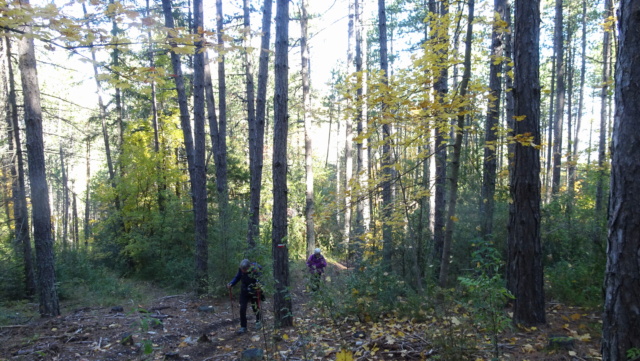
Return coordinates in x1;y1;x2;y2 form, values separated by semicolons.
1;0;640;360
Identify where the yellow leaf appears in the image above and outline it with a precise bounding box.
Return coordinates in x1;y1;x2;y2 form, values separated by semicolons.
336;349;354;361
522;344;535;353
570;313;581;321
282;334;289;340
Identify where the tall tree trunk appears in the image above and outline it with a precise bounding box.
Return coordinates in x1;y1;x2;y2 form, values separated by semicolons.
72;190;79;248
481;0;507;240
161;0;202;292
551;0;565;196
343;0;355;262
301;0;315;256
272;0;292;328
570;0;587;197
507;0;545;326
4;36;36;297
353;0;368;260
84;131;91;244
378;0;393;270
193;0;209;294
594;0;612;246
601;2;640;359
439;0;474;288
214;0;230;251
59;145;69;246
431;0;448;280
247;0;272;250
17;2;60;316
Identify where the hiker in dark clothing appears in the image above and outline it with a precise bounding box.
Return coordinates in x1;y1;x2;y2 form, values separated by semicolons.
306;248;327;291
227;259;264;334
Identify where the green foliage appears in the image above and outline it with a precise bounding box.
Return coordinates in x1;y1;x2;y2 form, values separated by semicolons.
0;243;27;301
627;347;640;361
459;240;513;360
316;262;429;322
55;248;157;306
546;260;604;308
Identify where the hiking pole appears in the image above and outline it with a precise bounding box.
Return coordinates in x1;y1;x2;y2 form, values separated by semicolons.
228;287;235;319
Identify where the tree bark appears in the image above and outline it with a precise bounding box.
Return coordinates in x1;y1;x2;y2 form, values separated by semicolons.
431;0;448;280
193;0;209;294
601;3;640;359
17;1;60;316
439;0;474;288
481;0;507;240
300;0;315;256
272;0;292;328
161;0;203;293
214;0;230;255
507;0;545;326
550;0;565;196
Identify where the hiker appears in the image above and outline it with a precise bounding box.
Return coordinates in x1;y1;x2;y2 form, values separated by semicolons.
227;259;264;334
306;248;327;291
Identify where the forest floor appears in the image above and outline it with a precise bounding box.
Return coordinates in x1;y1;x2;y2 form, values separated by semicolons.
0;261;602;361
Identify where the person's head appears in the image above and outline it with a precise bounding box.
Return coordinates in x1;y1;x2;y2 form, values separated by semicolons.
314;248;321;255
239;259;251;272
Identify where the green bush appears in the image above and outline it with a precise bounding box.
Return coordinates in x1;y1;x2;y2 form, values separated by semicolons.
546;260;604;308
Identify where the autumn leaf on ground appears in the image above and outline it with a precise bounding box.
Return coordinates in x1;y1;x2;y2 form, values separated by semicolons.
336;349;354;361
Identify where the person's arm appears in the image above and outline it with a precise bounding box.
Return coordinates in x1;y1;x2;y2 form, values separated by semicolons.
228;268;241;287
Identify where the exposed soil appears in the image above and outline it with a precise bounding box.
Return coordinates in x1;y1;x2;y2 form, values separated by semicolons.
0;262;602;360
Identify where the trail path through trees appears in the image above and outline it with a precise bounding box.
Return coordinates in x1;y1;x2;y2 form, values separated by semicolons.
0;261;601;360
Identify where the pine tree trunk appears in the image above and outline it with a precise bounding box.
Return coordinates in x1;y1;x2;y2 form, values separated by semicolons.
215;0;230;253
601;3;640;359
193;0;209;294
272;0;292;328
551;0;565;196
17;6;60;316
507;0;545;326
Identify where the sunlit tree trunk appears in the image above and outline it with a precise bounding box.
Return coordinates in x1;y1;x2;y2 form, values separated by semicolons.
594;0;613;246
481;0;507;241
301;0;315;256
550;0;565;196
431;0;448;280
569;0;587;197
601;2;640;358
343;0;355;261
17;1;60;316
272;0;292;328
439;0;474;288
507;0;545;326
